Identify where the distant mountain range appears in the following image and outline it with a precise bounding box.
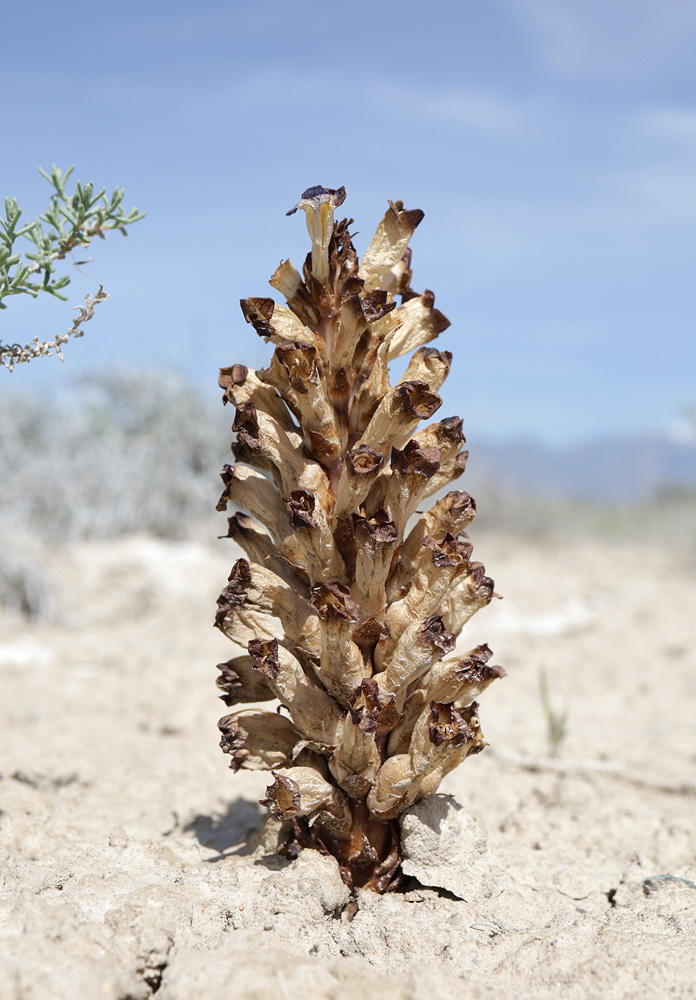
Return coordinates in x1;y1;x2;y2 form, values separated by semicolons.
465;434;696;503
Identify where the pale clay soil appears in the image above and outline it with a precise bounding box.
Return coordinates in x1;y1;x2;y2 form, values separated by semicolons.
1;530;695;999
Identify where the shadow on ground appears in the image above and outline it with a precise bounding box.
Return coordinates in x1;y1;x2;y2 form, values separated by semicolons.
182;797;263;854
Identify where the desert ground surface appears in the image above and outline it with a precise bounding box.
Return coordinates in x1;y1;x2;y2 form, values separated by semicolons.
1;528;695;999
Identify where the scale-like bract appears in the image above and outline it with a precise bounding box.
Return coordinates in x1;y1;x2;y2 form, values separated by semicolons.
215;187;504;891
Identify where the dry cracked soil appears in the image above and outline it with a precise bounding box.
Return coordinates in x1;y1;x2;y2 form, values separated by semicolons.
1;530;695;999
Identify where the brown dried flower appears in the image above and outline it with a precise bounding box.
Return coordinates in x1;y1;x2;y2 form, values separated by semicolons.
215;187;504;891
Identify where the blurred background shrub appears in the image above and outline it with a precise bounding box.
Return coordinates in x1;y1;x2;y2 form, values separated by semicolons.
1;368;694;620
0;370;228;545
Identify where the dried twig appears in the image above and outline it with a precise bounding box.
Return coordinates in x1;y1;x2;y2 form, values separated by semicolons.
490;747;696;796
0;286;108;371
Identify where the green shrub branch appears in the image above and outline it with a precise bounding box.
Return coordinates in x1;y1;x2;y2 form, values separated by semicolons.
1;165;144;370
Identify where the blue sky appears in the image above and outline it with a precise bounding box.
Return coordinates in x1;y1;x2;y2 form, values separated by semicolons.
2;0;695;444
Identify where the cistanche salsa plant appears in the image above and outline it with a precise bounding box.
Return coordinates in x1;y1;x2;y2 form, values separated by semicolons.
215;186;504;892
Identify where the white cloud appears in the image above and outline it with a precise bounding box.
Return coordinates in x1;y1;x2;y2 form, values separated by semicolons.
639;106;696;146
369;82;536;139
666;417;696;446
622;164;696;223
506;0;696;82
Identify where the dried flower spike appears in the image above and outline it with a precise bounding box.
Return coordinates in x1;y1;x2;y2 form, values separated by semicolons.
215;186;504;892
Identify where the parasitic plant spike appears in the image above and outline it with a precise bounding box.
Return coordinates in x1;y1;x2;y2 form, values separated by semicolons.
215;187;503;891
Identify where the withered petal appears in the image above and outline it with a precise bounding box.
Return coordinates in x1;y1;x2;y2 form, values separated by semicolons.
352;508;399;543
420;615;456;653
240;297;275;337
347;444;384;476
309;581;361;622
261;772;301;819
394;381;442;421
219;364;249;391
286;489;317;529
247;637;281;679
391;440;441;479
